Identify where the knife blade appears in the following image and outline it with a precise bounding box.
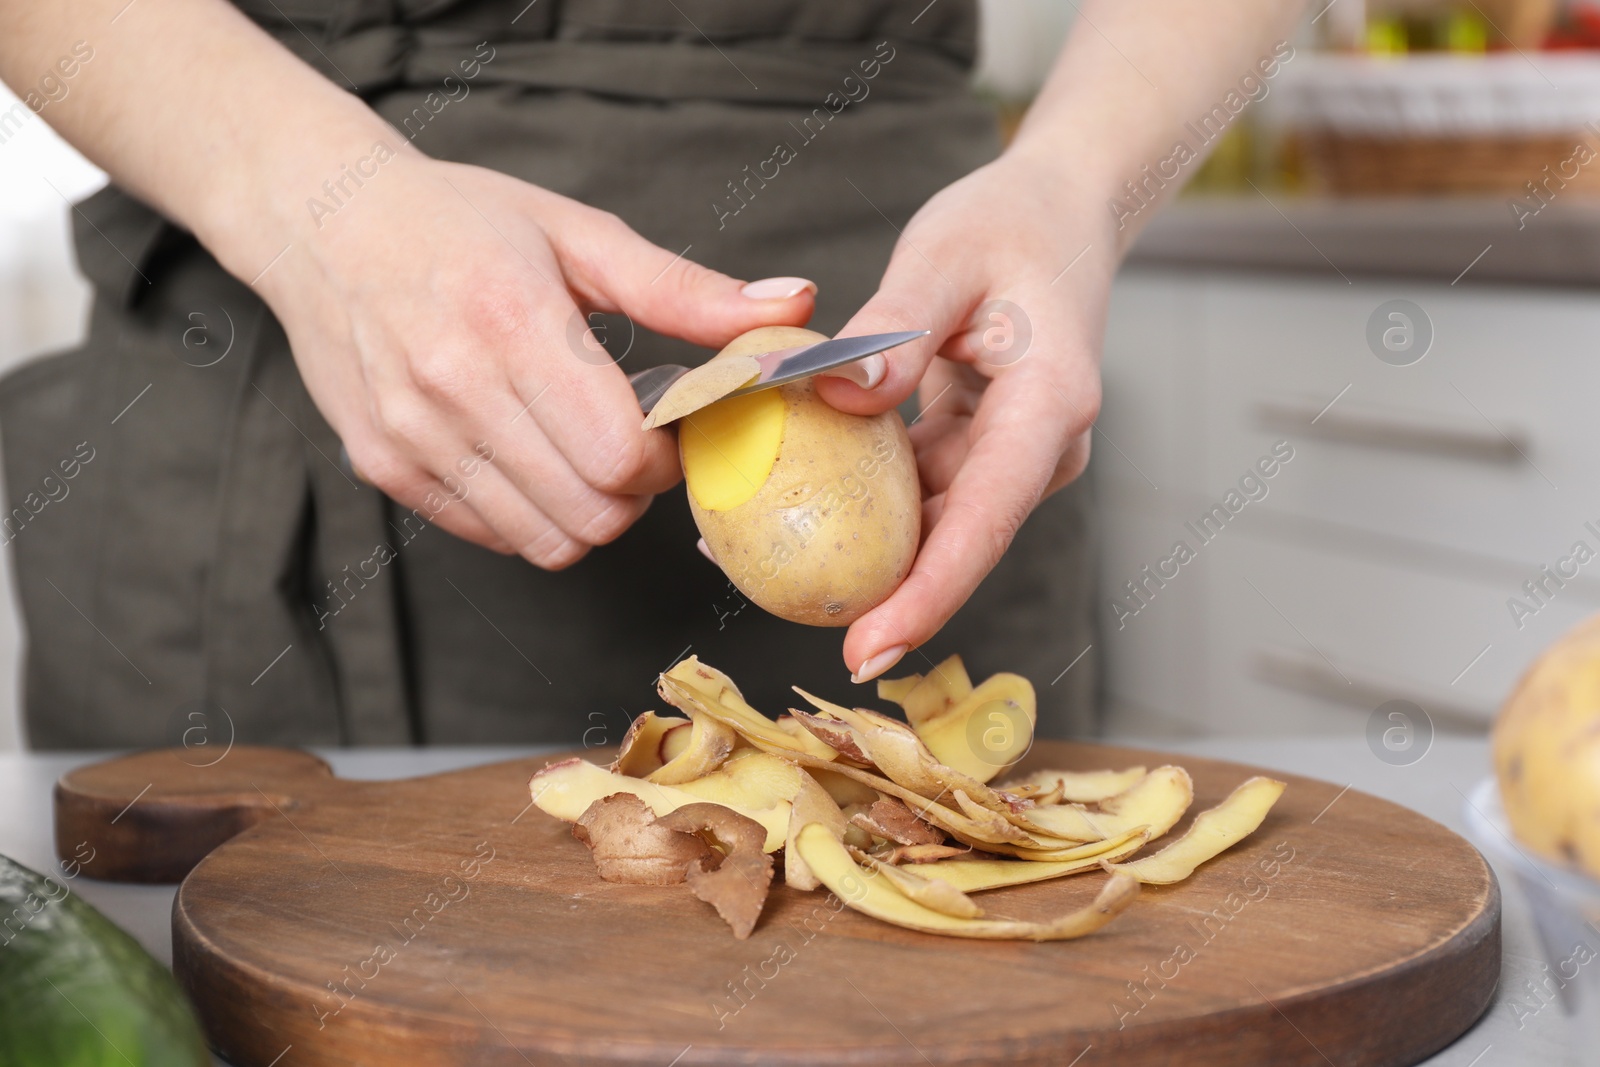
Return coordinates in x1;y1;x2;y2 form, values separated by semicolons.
633;329;928;427
724;330;929;398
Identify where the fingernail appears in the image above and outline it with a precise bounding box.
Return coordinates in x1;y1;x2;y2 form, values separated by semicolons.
696;537;715;563
821;353;886;390
740;276;817;301
851;644;908;684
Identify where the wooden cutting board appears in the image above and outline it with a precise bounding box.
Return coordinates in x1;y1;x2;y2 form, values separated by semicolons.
55;742;1499;1067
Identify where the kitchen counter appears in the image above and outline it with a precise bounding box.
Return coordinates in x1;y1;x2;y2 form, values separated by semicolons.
0;737;1576;1066
1130;195;1600;288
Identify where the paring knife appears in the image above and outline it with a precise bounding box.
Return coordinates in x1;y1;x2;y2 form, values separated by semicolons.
630;329;928;427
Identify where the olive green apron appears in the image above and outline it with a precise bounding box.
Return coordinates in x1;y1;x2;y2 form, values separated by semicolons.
0;0;1099;750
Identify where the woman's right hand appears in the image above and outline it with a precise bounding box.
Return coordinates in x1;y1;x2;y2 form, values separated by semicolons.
0;0;811;567
245;149;816;566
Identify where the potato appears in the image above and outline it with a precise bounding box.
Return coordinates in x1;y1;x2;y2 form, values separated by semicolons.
679;327;920;626
1493;612;1600;879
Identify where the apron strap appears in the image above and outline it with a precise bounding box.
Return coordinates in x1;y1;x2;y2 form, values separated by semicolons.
202;313;414;745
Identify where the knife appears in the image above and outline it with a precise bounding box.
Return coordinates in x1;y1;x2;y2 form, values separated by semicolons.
631;329;928;428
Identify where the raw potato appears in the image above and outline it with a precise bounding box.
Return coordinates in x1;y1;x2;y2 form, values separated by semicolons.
1493;612;1600;878
796;823;1141;941
1109;777;1287;885
572;794;714;885
680;326;921;627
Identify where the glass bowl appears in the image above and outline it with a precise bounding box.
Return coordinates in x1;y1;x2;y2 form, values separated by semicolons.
1463;777;1600;1059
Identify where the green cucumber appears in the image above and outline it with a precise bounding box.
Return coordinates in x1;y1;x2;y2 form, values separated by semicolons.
0;853;209;1066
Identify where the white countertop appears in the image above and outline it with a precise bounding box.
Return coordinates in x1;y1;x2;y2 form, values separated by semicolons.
0;736;1576;1066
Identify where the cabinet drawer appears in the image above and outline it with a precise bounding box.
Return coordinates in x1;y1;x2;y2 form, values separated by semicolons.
1194;272;1600;568
1187;531;1595;734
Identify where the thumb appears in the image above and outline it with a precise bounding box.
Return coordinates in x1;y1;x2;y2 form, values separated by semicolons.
552;211;816;347
813;255;974;416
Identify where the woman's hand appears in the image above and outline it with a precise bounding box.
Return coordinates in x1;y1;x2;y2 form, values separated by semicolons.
813;154;1116;681
252;151;816;566
0;0;812;570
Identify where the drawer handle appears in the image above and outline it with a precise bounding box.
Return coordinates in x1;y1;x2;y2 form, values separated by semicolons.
1255;399;1529;464
1250;648;1490;731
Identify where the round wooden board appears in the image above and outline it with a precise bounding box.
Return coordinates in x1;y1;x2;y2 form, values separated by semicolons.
56;742;1499;1067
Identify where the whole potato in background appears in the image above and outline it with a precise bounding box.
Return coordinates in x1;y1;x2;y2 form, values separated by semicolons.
681;327;921;627
1493;612;1600;881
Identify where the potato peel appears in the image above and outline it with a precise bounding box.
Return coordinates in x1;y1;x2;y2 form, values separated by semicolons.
809;762;1036;848
572;794;715;885
1000;766;1149;804
849;797;945;847
881;843;974;865
1096;766;1195;839
657;803;774;939
787;708;873;766
807;767;881;809
793;689;1017;815
640;354;761;431
528;757;792;852
879;658;1035;783
878;655;974;728
849;845;983;918
1001;800;1103;843
951;790;1089;849
1011;766;1193;843
648;712;738;785
611;712;688;778
917;829;1151;893
661;660;837;762
783;771;848;891
534;656;1289;944
797;823;1140;941
1109;777;1287;884
910;674;1037;784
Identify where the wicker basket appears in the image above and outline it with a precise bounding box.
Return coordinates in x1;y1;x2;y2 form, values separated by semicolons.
1297;129;1600;194
1272;53;1600;195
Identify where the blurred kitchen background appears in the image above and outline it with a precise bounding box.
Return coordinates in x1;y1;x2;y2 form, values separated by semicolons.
2;0;1598;749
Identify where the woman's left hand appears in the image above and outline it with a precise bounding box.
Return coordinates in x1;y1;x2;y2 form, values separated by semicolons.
814;153;1117;682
